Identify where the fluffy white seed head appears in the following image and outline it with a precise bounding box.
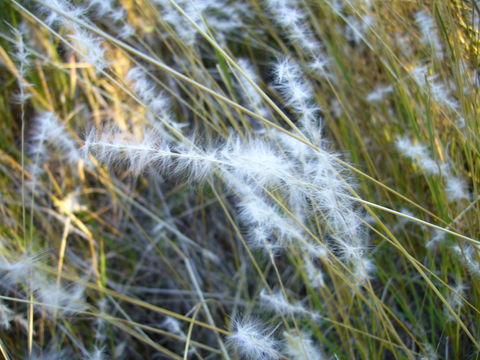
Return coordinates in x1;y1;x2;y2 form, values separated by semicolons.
0;253;85;316
11;24;31;69
304;257;325;289
352;256;375;284
236;58;270;119
415;10;443;59
444;282;466;322
426;229;446;249
308;55;332;78
0;254;40;289
259;289;311;317
443;281;468;321
444;175;469;202
273;58;323;138
126;67;182;130
223;137;293;186
366;85;393;102
334;235;368;261
237;191;303;248
410;66;458;110
396;136;469;202
154;0;248;45
395;136;442;175
84;127;164;173
171;144;218;182
247;226;282;253
451;245;480;277
28;112;57;167
265;0;320;53
69;28;108;72
84;127;220;181
284;330;324;360
395;136;427;161
236;59;261;103
227;316;280;360
304;242;329;260
450;283;466;308
9;23;33;104
273;130;313;160
163;316;184;336
126;67;157;104
41;0;86;27
41;114;80;165
275;68;313;107
36;282;86;316
344;14;374;45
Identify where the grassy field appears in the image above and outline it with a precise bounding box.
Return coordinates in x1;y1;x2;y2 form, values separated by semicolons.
0;0;479;359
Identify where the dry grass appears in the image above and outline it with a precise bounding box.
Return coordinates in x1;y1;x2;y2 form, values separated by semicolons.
0;0;479;359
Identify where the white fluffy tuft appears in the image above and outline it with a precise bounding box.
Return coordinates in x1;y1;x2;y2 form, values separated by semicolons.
227;316;280;360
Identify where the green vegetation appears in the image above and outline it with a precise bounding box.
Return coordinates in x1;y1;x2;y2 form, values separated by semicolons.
0;0;479;359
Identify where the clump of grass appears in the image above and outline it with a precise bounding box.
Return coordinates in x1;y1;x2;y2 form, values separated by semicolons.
0;0;479;359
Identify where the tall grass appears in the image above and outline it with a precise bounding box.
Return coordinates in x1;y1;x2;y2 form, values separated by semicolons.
0;0;479;359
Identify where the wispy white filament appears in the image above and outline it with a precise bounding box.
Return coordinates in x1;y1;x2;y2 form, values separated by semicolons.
227;316;280;360
415;10;443;59
284;330;324;360
395;136;469;202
